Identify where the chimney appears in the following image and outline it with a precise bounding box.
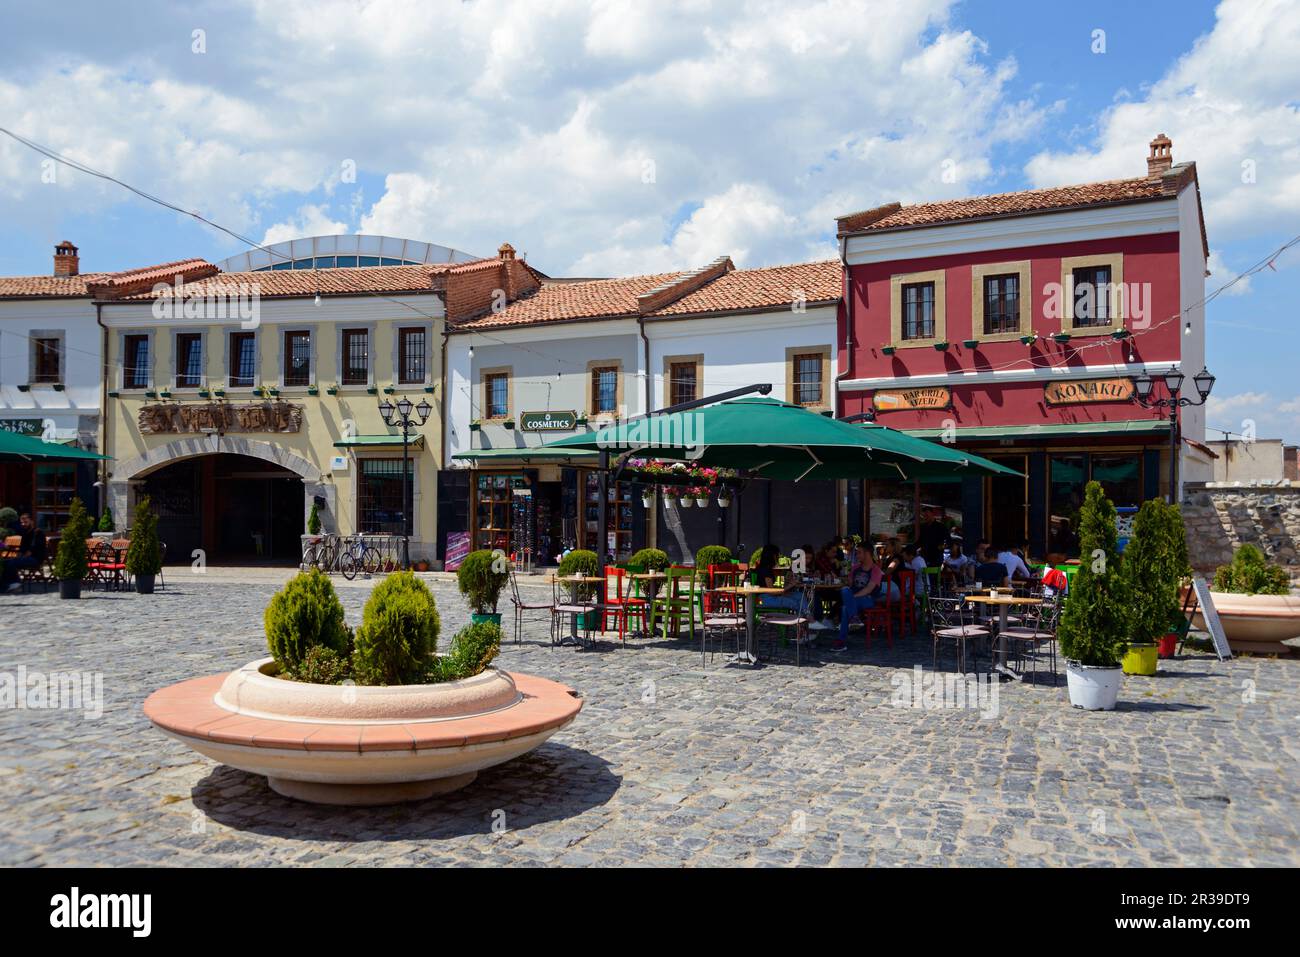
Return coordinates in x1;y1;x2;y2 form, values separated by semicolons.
497;242;516;261
53;241;79;277
1146;134;1173;179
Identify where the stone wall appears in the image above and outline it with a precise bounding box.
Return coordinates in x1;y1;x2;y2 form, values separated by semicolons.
1181;483;1300;586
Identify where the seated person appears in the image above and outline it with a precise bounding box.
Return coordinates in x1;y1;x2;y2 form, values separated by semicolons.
943;542;975;583
834;545;883;651
813;541;839;577
875;541;904;601
902;543;929;595
753;544;818;624
974;557;1009;588
1;513;46;593
996;542;1037;585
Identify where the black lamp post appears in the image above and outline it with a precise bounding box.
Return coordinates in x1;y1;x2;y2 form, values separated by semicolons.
378;395;432;570
1132;365;1215;502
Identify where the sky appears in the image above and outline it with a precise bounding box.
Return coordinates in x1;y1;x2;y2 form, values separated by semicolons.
1;0;1297;442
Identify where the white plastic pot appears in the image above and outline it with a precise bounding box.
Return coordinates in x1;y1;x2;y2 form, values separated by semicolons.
694;496;709;507
679;497;693;508
1065;660;1122;711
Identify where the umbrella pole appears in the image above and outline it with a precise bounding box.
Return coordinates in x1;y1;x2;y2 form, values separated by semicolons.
598;449;609;576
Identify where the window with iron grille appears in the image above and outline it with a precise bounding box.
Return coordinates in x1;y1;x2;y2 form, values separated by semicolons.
398;327;426;384
123;334;149;389
901;282;935;340
284;330;311;386
1072;266;1112;327
591;366;617;414
669;362;697;406
229;332;256;387
792;354;823;406
33;338;60;383
342;328;368;385
176;333;203;387
358;458;413;535
983;274;1020;335
485;372;509;418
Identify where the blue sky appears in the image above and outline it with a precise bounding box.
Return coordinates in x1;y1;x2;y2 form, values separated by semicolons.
1;0;1296;441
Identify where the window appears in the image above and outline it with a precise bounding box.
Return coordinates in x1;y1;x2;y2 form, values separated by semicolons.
591;366;618;414
341;328;368;385
33;338;61;383
34;463;76;533
176;333;203;388
229;332;256;388
485;372;509;418
901;282;936;340
792;354;824;406
983;274;1020;335
669;361;697;406
1071;265;1112;327
123;335;149;389
398;327;426;384
284;331;311;387
358;459;414;535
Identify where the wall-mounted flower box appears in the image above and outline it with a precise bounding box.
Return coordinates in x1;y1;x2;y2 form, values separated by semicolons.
145;390;158;399
160;390;172;399
1052;333;1072;344
307;385;319;395
52;383;65;392
962;339;979;349
366;386;378;395
423;385;435;394
16;384;30;392
502;419;516;430
469;421;482;432
267;387;280;397
575;416;589;427
383;385;396;395
1019;334;1037;346
326;385;339;396
213;388;225;398
198;388;211;398
252;386;265;397
107;390;120;399
1110;329;1130;340
881;346;896;356
932;341;949;351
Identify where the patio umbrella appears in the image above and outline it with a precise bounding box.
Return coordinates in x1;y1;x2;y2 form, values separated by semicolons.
541;397;1019;480
0;429;109;461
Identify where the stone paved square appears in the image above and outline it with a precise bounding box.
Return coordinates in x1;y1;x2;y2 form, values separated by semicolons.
1;572;1296;867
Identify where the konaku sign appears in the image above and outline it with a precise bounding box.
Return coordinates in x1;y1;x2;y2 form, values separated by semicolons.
1043;378;1135;405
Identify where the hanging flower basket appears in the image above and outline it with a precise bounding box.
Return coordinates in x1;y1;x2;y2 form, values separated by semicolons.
718;492;732;508
641;491;654;508
679;495;693;508
694;495;709;507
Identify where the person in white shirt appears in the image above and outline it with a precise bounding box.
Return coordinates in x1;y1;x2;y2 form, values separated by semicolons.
943;542;975;583
902;544;929;595
996;544;1035;584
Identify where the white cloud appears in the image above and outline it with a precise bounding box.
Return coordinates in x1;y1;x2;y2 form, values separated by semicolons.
1207;250;1251;295
261;204;349;247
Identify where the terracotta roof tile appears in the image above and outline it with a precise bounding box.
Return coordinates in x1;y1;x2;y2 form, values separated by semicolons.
118;263;470;300
0;273;113;298
89;258;218;292
0;258;219;299
648;260;840;316
454;271;685;329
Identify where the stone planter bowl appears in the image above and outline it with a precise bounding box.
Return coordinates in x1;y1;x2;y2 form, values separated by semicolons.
144;658;582;806
1193;591;1300;655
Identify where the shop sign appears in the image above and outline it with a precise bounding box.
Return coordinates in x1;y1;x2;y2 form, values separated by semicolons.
0;418;44;436
519;410;577;432
1043;378;1135;406
137;401;303;434
872;387;951;412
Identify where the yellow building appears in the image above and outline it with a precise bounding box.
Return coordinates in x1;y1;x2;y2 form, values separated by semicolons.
97;244;539;565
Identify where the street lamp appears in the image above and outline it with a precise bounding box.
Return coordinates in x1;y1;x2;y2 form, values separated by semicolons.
379;396;432;569
1132;365;1215;502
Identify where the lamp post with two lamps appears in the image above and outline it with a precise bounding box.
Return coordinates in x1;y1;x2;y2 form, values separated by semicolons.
378;395;432;570
1131;365;1216;503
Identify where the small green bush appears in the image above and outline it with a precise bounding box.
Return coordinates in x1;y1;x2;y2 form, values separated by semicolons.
295;645;353;684
264;569;351;673
0;507;17;534
307;501;321;535
1057;481;1130;666
53;498;91;581
628;547;669;571
1214;544;1290;596
694;545;733;570
353;571;441;685
456;549;510;615
1120;499;1185;645
97;506;114;533
557;548;600;601
433;621;502;682
124;496;163;577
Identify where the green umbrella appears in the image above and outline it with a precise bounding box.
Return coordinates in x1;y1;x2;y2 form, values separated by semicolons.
0;429;109;462
542;397;1019;480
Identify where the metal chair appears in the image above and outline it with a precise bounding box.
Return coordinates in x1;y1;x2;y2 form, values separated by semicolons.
1000;594;1062;683
508;567;552;645
929;595;990;674
760;582;816;666
550;575;596;649
700;588;746;665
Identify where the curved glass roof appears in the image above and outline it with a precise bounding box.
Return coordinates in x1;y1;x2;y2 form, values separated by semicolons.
216;235;482;273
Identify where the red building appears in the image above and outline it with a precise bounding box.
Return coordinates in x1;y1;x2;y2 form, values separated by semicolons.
835;135;1212;560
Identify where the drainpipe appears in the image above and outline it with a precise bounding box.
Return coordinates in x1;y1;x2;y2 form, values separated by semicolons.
834;235;855;405
94;301;109;521
637;315;652;414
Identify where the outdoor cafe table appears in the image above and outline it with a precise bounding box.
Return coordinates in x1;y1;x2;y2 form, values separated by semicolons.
551;574;600;646
717;585;787;666
966;594;1042;681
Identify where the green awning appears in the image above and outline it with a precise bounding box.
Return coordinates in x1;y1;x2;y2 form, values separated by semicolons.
453;447;599;463
541;396;1020;480
902;420;1171;441
0;430;109;461
333;434;426;449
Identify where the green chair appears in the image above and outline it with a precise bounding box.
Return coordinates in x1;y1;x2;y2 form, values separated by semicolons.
653;565;698;641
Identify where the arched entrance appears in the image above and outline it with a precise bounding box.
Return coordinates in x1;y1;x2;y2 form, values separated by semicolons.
110;436;327;565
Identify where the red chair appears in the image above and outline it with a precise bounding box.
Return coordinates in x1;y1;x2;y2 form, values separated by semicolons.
896;569;917;636
861;575;894;649
709;563;740;614
601;568;647;644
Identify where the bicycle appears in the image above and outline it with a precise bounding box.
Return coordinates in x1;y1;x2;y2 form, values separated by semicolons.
337;534;383;580
301;535;334;572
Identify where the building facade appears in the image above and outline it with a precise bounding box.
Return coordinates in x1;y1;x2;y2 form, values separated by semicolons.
835;136;1212;560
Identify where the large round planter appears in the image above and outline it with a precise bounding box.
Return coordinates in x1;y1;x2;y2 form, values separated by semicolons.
135;573;156;595
1157;633;1178;659
1121;642;1158;676
1064;660;1122;710
1192;591;1300;655
470;612;502;627
57;579;81;600
143;657;582;806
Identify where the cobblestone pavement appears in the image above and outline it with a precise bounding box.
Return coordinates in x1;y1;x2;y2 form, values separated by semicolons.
1;573;1296;867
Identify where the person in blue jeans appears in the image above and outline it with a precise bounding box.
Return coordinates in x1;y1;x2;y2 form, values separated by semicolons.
834;544;882;651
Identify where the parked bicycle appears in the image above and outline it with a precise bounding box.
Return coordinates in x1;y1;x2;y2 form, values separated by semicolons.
337;534;383;580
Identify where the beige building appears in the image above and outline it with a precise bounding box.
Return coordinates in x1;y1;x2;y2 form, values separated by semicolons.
1205;437;1298;485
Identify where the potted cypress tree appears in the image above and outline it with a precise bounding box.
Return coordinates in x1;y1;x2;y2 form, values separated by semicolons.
456;549;510;626
125;496;164;594
53;497;91;600
1057;481;1129;710
1118;499;1178;676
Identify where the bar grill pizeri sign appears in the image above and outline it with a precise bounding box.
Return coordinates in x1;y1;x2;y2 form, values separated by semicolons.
519;410;577;432
872;386;951;412
1043;378;1135;406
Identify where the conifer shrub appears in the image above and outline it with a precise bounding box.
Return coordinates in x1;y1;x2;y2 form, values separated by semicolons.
264;568;351;674
1057;481;1130;666
124;496;163;577
433;621;502;681
97;506;114;533
353;571;440;685
456;549;509;615
53;498;91;581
